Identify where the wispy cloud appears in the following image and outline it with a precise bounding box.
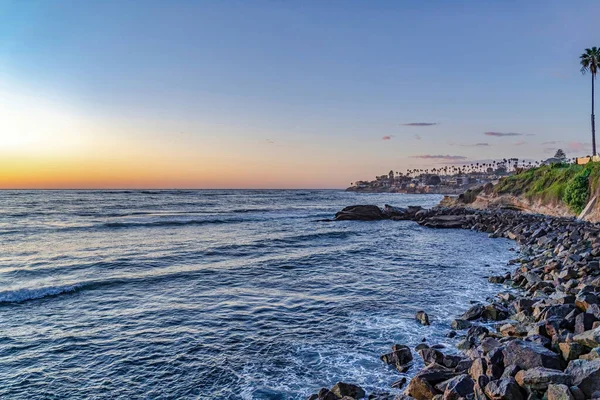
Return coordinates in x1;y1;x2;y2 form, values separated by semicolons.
484;132;533;137
514;141;527;146
402;122;439;126
265;138;275;144
382;135;393;140
541;141;562;145
454;142;490;147
414;134;422;140
410;154;468;160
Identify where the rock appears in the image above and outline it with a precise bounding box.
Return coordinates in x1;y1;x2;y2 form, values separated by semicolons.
514;367;571;391
546;384;575;400
418;348;444;366
451;319;472;330
380;344;413;372
469;358;487;381
573;326;600;348
559;342;585;361
484;378;524;400
330;382;366;399
574;313;596;334
489;275;506;284
416;311;430;326
404;369;456;400
565;359;600;398
392;377;407;389
420;215;468;229
334;205;386;221
440;374;474;400
312;388;338;400
502;339;562;370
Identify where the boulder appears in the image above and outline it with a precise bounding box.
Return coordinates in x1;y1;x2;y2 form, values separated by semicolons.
573;326;600;348
502;339;562;370
416;311;430;326
404;369;456;400
439;374;474;400
380;344;413;372
484;378;524;400
565;359;600;398
451;319;472;330
334;205;386;221
329;382;366;399
546;384;575;400
514;367;571;391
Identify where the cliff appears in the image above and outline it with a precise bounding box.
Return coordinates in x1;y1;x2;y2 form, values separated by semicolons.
441;162;600;222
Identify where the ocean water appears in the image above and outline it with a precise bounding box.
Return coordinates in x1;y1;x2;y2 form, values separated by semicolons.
0;190;514;399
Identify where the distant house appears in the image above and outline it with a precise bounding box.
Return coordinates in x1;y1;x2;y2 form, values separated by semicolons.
542;157;564;165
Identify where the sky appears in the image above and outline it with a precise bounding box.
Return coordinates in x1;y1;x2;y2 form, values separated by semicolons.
0;0;599;189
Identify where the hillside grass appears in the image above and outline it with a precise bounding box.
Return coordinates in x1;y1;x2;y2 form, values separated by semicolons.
493;162;600;214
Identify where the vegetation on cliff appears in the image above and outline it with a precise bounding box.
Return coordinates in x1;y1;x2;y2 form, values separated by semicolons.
493;162;600;213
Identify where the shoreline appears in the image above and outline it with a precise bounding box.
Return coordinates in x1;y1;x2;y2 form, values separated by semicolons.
310;206;600;400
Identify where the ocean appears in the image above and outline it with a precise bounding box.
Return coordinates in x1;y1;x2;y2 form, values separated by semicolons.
0;190;513;399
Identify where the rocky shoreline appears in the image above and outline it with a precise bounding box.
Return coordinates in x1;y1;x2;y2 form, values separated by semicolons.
310;205;600;400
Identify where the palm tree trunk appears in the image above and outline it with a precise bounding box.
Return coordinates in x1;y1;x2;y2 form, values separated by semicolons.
593;73;597;156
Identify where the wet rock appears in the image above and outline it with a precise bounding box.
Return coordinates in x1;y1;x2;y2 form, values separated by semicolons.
484;378;524;400
514;367;571;391
450;319;471;330
334;205;386;221
502;339;562;370
565;359;600;398
416;311;430;326
380;344;413;372
391;377;407;389
329;382;366;399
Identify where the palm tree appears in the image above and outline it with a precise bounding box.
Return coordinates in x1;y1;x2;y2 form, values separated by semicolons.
581;47;600;156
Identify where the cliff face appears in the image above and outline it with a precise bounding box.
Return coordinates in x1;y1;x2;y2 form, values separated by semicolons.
442;163;600;222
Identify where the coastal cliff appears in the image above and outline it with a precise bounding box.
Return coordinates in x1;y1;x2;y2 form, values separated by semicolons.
440;163;600;222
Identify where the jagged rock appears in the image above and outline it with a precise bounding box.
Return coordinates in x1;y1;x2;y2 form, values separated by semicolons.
489;276;505;284
573;326;600;348
439;375;474;400
404;369;456;400
484;378;524;400
514;367;571;391
579;347;600;360
380;344;413;372
416;311;430;326
329;382;366;399
451;319;472;330
392;377;407;389
574;313;596;334
469;358;487;381
502;340;562;370
546;384;575;400
565;359;600;398
559;342;585;361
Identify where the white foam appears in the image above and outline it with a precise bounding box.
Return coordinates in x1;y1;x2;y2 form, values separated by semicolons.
0;284;82;303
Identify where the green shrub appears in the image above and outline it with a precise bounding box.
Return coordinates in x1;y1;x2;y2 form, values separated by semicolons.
563;168;590;214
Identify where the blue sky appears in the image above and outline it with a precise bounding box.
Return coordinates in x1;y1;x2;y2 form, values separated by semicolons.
1;0;599;188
